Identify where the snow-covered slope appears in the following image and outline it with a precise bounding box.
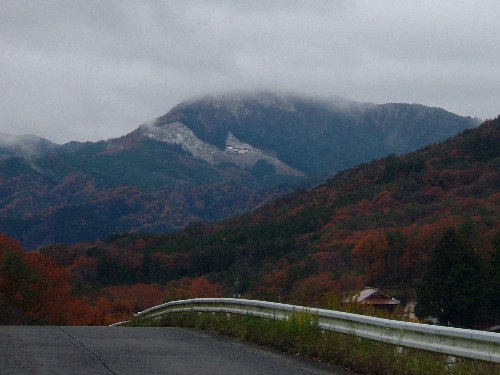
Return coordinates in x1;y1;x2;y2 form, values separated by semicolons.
153;92;480;176
144;122;305;176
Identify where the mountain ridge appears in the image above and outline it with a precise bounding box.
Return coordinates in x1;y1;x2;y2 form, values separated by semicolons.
153;92;480;176
0;92;480;248
0;133;59;159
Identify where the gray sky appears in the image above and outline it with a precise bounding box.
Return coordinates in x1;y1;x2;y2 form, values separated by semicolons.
1;0;499;144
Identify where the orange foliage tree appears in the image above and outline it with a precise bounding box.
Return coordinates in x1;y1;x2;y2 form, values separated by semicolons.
0;233;125;326
351;231;389;284
23;252;78;324
163;276;223;301
288;272;340;307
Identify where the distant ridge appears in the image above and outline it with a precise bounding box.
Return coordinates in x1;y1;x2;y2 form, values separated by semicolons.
152;92;480;176
0;92;480;248
0;133;58;159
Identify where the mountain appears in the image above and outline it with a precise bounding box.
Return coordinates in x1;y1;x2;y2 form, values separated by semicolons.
0;133;59;159
39;116;500;327
151;92;479;176
0;92;479;248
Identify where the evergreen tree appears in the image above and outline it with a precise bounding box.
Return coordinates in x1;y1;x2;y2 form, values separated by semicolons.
416;228;482;328
489;234;500;324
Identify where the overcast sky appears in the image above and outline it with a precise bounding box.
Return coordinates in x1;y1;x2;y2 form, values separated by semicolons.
1;1;499;143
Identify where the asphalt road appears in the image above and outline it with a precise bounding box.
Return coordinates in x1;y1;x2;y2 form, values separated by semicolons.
0;326;358;375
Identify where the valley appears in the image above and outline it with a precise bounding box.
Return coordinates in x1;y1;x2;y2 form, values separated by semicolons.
2;110;496;329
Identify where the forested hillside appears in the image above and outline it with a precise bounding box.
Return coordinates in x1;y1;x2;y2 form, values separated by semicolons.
0;92;478;248
29;116;499;327
0;233;162;325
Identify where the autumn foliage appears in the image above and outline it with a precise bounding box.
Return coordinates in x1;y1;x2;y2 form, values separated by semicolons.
0;234;163;325
2;117;500;327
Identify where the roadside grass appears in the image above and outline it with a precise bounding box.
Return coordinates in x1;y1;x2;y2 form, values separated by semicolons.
130;311;499;375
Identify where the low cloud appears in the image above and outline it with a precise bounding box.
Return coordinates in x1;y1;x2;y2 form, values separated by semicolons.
1;1;499;143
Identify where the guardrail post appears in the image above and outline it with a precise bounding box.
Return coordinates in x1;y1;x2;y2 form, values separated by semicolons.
444;355;456;372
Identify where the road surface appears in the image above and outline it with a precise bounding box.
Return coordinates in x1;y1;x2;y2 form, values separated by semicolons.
0;326;358;375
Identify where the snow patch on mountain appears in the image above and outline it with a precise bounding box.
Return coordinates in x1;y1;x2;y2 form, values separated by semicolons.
224;132;304;176
145;122;221;164
144;122;304;176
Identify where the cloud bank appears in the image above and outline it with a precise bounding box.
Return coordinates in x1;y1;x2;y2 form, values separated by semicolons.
1;0;499;143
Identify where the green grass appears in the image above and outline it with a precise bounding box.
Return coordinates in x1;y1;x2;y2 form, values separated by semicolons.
130;311;499;375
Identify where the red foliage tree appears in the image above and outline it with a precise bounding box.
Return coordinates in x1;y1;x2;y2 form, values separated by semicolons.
351;231;389;284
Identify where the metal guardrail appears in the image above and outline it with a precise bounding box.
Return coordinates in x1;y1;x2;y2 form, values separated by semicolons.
126;297;500;363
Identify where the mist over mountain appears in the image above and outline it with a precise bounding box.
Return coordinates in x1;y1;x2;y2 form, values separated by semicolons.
0;92;479;248
0;133;59;159
152;92;479;175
